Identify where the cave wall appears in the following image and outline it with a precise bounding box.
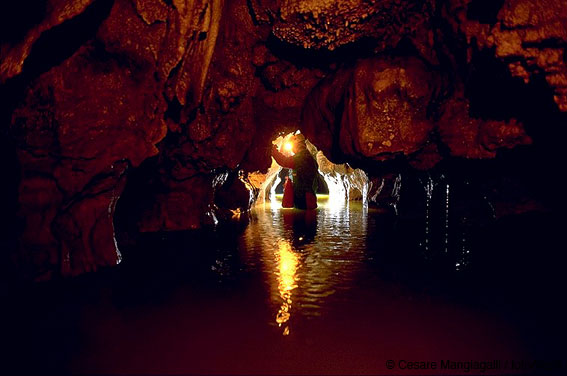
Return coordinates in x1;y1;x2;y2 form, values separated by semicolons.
1;0;566;279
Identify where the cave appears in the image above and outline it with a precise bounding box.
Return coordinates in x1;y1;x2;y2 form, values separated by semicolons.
252;131;368;209
1;0;566;374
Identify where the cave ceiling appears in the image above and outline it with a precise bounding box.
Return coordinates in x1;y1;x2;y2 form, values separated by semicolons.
1;0;566;278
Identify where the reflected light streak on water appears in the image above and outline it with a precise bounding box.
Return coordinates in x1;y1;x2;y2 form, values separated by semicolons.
274;239;299;335
242;196;368;336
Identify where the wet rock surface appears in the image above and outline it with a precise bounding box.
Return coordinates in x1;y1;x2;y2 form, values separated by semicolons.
303;56;437;163
445;0;567;111
1;0;566;278
268;0;434;52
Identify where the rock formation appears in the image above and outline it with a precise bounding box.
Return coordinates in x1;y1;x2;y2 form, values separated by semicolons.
444;0;567;111
1;0;565;279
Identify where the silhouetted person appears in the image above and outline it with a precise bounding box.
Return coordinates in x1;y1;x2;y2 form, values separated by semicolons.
272;134;318;210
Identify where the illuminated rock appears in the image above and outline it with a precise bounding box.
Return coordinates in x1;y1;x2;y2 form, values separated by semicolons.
437;95;532;159
1;0;563;279
269;0;434;52
303;56;436;163
445;0;567;112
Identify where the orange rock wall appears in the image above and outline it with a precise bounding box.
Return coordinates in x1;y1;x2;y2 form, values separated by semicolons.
1;0;565;278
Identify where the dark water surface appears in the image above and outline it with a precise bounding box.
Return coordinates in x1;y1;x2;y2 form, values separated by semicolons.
2;198;566;374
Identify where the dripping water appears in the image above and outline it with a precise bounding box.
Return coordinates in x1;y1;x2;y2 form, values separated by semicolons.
484;195;497;219
445;181;450;254
455;215;470;271
390;174;402;215
423;174;434;255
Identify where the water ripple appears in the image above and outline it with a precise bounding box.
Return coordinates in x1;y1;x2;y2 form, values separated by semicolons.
239;201;369;335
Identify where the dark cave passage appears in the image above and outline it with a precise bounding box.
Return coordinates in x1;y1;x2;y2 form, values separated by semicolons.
2;0;567;374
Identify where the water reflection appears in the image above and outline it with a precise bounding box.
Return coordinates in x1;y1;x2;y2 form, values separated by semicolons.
274;239;298;335
240;198;368;335
282;208;318;246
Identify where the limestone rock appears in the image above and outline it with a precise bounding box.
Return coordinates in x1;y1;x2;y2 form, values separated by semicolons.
272;0;433;52
303;56;436;163
215;173;255;212
2;0;561;281
0;0;96;83
490;0;567;111
446;0;567;111
137;174;217;232
438;95;532;159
